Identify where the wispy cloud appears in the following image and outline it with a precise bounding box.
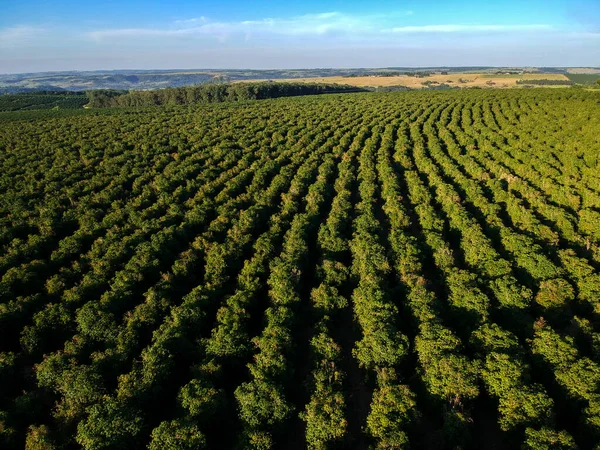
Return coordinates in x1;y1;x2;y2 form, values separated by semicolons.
173;17;208;26
386;24;552;33
0;25;47;48
87;11;415;41
86;12;556;45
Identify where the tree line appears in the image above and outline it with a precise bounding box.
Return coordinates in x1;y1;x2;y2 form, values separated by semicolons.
516;79;574;86
85;82;365;108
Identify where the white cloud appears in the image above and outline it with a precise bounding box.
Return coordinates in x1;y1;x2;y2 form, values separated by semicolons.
387;24;552;33
174;17;208;26
86;13;556;44
0;25;47;48
87;11;411;41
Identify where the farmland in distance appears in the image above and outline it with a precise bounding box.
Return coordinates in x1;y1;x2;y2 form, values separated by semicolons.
241;73;576;89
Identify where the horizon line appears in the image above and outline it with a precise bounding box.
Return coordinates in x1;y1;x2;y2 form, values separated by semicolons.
2;65;600;77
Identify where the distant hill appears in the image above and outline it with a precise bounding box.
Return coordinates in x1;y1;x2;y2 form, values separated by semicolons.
2;67;597;93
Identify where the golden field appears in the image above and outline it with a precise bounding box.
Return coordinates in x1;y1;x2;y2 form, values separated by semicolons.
244;72;571;89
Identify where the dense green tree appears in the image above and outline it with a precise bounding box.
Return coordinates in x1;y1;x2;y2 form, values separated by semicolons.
0;88;599;449
148;419;206;450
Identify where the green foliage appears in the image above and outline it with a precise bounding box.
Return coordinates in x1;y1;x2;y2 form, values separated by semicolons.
0;92;87;112
301;334;347;449
415;323;480;401
179;378;226;419
522;427;578;449
76;399;143;449
565;73;600;85
535;278;574;309
25;425;55;450
516;79;574;86
0;88;599;449
532;320;600;434
85;82;363;108
235;380;292;428
366;372;417;449
579;209;600;241
148;419;207;450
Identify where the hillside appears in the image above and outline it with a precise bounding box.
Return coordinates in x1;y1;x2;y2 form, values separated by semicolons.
2;67;598;93
1;89;600;449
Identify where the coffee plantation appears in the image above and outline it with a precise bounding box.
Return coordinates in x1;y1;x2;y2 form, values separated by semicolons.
1;88;599;449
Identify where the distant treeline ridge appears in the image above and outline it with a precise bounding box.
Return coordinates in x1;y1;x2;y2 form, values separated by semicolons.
85;82;365;107
516;79;574;86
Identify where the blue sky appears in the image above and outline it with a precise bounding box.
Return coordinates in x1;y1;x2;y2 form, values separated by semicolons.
0;0;598;73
